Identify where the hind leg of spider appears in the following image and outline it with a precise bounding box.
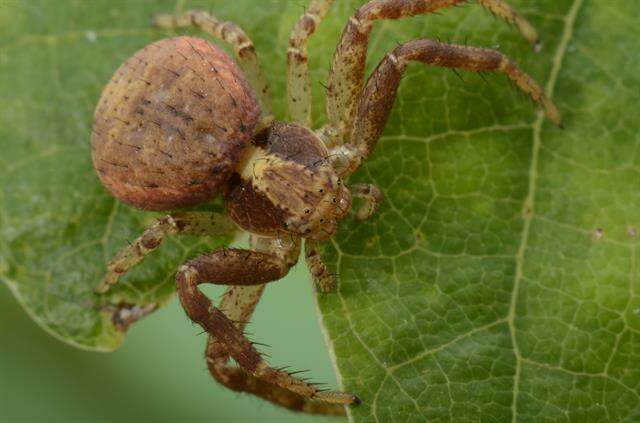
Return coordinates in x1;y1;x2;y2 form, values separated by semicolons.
175;238;360;408
323;0;541;144
153;9;272;118
96;212;237;294
330;39;562;177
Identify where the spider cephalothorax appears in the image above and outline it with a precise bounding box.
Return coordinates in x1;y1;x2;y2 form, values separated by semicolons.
93;0;561;416
228;121;352;240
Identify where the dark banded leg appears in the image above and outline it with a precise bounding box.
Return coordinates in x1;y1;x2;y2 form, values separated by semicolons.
175;236;359;409
96;212;236;293
332;39;561;176
287;0;334;126
205;339;347;415
203;237;348;414
153;9;272;118
206;285;265;364
325;0;542;141
206;281;343;414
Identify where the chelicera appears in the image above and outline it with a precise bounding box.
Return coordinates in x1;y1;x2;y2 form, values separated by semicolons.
91;0;560;415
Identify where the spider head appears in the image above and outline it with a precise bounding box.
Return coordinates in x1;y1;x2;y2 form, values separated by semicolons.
283;169;352;241
226;121;352;240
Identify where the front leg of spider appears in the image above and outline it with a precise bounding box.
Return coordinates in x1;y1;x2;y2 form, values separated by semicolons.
324;0;547;141
204;237;350;415
175;243;359;406
321;0;562;178
331;39;562;175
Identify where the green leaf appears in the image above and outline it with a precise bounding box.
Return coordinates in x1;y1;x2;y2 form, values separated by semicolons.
1;0;638;421
314;0;640;421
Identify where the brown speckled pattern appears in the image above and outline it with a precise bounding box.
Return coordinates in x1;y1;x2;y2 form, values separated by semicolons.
91;36;260;210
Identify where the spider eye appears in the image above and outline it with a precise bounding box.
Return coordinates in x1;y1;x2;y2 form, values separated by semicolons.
319;188;324;193
320;218;324;223
305;209;310;214
332;197;337;203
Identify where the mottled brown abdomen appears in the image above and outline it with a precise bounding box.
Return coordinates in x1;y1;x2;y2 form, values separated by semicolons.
91;36;260;210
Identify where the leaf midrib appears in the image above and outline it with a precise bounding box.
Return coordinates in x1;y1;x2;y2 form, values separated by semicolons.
509;0;584;420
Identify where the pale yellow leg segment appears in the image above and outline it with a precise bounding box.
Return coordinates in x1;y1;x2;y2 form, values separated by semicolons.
287;0;334;126
153;10;272;119
305;240;336;293
96;212;236;294
478;0;540;49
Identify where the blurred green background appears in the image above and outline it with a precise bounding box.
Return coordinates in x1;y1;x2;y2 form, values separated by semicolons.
1;263;344;423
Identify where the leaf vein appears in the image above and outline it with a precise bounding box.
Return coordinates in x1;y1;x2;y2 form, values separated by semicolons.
509;0;585;420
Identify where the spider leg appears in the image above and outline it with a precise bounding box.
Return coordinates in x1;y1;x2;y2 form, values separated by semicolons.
287;0;334;126
205;247;346;414
96;212;236;294
351;183;384;220
325;0;541;144
330;39;561;177
175;236;359;408
304;184;381;293
207;285;266;364
153;9;272;120
305;240;336;293
205;347;347;415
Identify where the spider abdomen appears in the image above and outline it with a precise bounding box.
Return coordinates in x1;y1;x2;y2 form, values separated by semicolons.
91;36;260;210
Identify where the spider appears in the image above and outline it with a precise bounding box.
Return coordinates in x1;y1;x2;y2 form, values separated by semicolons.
91;0;561;415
